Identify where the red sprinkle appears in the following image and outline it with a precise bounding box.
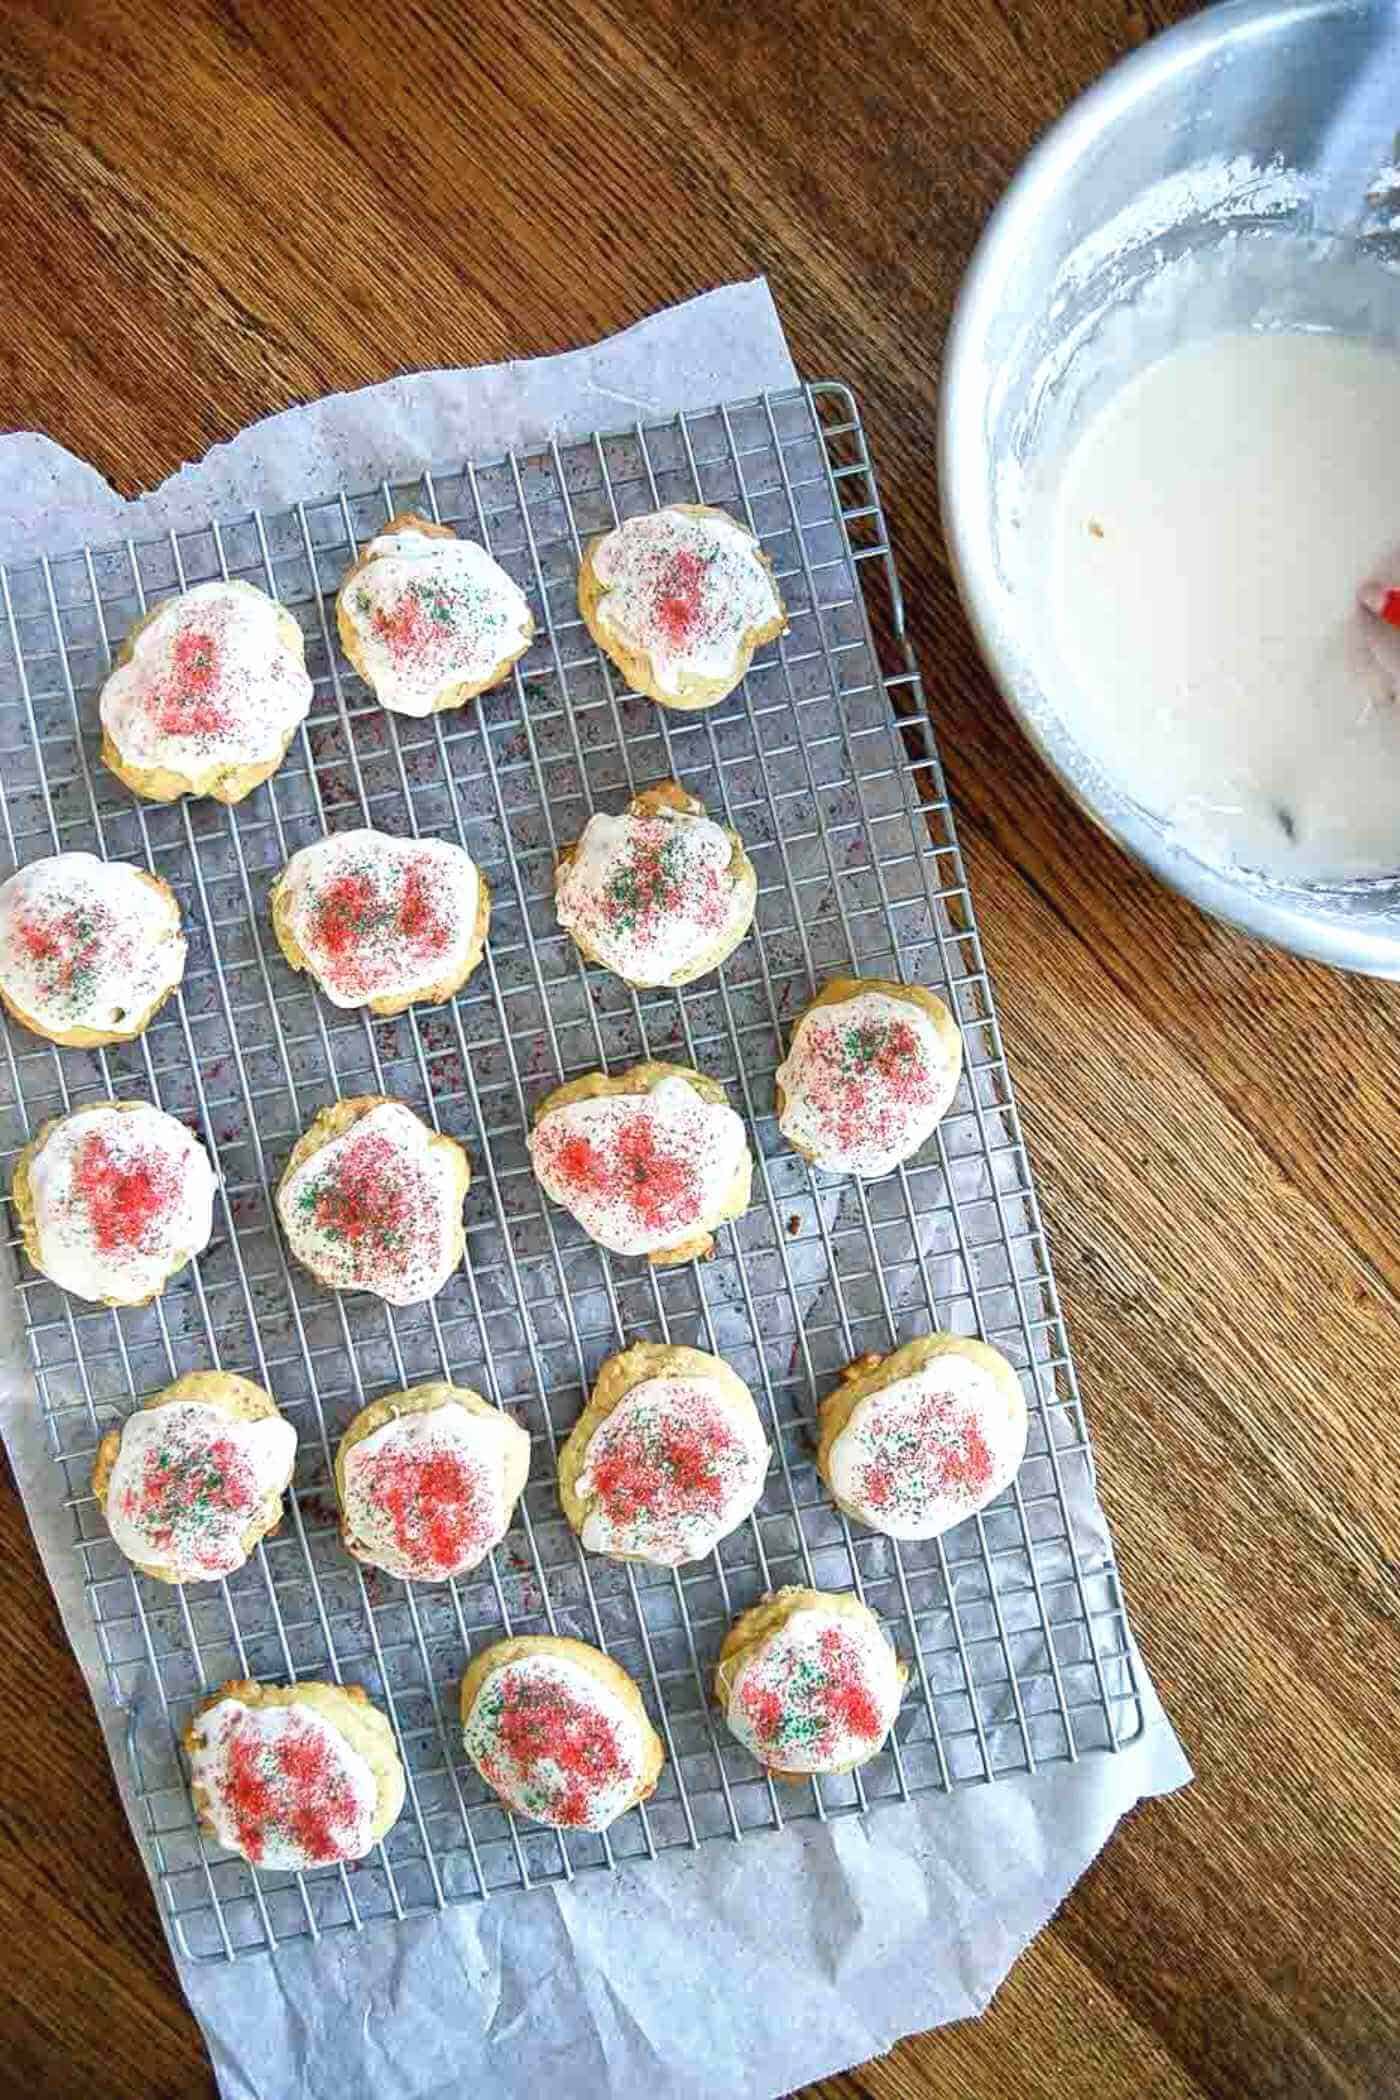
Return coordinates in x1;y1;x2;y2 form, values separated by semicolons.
358;1439;492;1576
492;1669;627;1826
154;627;231;739
72;1130;179;1253
220;1709;365;1865
654;548;707;649
547;1114;698;1235
817;1625;882;1740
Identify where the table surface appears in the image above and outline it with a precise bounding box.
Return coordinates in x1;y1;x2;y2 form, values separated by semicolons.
3;1;1398;2095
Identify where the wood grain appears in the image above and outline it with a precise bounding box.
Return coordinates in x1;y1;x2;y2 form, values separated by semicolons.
1;1;1397;2096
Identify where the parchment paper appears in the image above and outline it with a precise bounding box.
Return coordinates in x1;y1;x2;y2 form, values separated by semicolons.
0;280;1190;2100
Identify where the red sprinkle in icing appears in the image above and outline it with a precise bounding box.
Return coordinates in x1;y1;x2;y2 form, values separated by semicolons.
281;1104;459;1302
155;627;230;739
579;1375;765;1563
348;1424;498;1579
465;1657;641;1829
731;1611;895;1769
531;1079;743;1254
591;508;780;697
654;548;707;648
779;991;956;1175
209;1703;371;1866
123;1430;256;1556
73;1129;180;1252
284;831;473;1007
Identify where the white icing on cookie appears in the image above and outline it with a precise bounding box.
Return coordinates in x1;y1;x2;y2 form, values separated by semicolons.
0;854;185;1038
25;1102;216;1304
462;1651;651;1830
556;803;749;986
724;1602;904;1774
276;827;480;1009
589;508;782;699
341;1401;525;1580
100;582;312;781
340;526;533;715
528;1075;747;1256
776;989;960;1177
277;1101;463;1306
828;1354;1026;1539
105;1401;297;1580
187;1696;378;1869
577;1373;768;1565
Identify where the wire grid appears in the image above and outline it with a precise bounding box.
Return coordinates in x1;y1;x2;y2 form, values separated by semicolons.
0;382;1141;1962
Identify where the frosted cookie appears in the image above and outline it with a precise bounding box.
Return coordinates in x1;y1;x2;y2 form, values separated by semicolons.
460;1635;664;1831
270;826;489;1015
335;1381;530;1582
100;580;313;804
92;1371;296;1585
528;1061;751;1265
336;511;534;716
558;1341;769;1567
554;781;755;989
0;853;186;1048
775;976;962;1178
12;1099;216;1306
183;1678;405;1869
715;1586;907;1780
818;1334;1027;1539
276;1095;469;1306
578;503;786;711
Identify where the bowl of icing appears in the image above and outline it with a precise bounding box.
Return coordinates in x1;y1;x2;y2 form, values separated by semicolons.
940;0;1400;974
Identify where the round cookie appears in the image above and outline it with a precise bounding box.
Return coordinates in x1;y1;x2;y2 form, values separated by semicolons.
0;853;186;1047
276;1095;469;1306
554;780;755;989
99;579;313;804
92;1371;296;1585
578;502;787;711
12;1099;216;1307
817;1334;1028;1540
558;1341;769;1567
183;1677;405;1869
528;1061;751;1265
775;976;963;1179
335;511;534;716
715;1586;907;1780
335;1381;530;1582
460;1634;664;1832
270;825;489;1015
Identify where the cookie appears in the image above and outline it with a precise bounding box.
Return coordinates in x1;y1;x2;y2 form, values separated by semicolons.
335;1381;530;1582
578;503;786;711
92;1371;296;1585
775;976;962;1178
12;1099;216;1306
183;1678;405;1869
276;1095;469;1306
554;780;755;989
715;1586;907;1779
0;853;186;1047
528;1060;751;1265
817;1334;1028;1540
99;579;313;804
336;511;534;716
558;1340;769;1567
270;825;489;1015
460;1634;664;1831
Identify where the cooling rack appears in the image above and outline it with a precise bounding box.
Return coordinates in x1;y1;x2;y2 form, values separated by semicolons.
0;382;1141;1961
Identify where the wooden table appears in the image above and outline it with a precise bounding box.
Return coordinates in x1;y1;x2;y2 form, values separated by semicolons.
2;1;1397;2094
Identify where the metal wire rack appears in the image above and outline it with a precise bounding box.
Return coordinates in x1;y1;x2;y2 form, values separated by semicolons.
0;382;1141;1962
